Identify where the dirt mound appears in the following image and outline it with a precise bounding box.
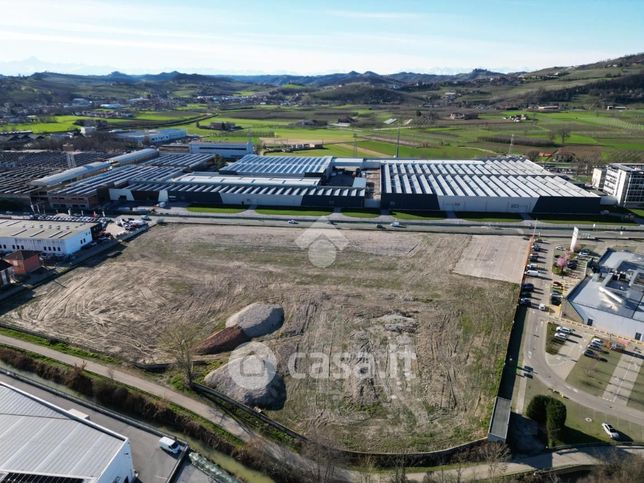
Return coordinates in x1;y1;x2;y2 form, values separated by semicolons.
204;355;286;410
375;313;418;333
194;326;250;355
225;303;284;338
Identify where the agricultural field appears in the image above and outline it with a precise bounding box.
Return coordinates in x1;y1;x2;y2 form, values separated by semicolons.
0;224;522;452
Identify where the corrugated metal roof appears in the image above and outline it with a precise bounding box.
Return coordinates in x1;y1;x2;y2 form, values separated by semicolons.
222;154;332;177
0;384;126;480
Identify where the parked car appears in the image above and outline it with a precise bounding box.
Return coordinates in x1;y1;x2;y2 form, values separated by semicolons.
159;436;181;454
611;342;625;352
591;337;603;344
602;423;620;440
526;263;538;270
556;326;573;334
520;291;532;298
555;245;564;250
519;298;531;306
522;283;534;291
554;332;568;341
580;249;591;256
390;221;401;228
287;219;298;224
538;303;547;311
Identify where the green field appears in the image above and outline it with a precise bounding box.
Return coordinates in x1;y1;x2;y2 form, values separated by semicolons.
392;210;447;220
566;348;622;397
457;212;524;222
628;363;644;412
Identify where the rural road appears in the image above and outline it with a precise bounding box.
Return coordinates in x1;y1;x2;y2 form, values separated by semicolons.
0;334;357;481
410;444;644;481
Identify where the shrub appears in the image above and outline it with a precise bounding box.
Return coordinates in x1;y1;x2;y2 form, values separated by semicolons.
65;365;94;397
525;394;550;424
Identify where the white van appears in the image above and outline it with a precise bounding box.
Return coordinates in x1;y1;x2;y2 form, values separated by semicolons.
159;436;181;454
525;269;540;277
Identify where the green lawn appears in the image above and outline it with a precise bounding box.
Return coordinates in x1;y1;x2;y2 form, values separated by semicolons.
254;207;332;217
341;209;381;218
391;210;447;220
537;214;636;225
627;362;644;412
186;205;248;214
523;376;644;445
566;347;622;397
457;211;524;222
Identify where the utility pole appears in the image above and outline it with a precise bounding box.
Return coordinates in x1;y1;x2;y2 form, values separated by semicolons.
395;124;401;158
508;134;514;154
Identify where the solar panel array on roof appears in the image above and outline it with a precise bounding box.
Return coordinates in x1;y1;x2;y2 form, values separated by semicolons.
223;154;332;176
382;158;597;199
50;166;182;196
141;153;213;169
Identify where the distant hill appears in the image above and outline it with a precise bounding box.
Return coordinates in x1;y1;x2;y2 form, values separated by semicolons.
0;53;641;107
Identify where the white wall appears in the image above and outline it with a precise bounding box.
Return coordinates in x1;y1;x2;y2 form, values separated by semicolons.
97;440;135;483
0;228;92;255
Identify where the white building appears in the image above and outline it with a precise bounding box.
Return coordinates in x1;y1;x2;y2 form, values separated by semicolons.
189;141;254;159
599;164;644;206
0;219;96;255
114;129;187;145
0;382;135;483
564;250;644;341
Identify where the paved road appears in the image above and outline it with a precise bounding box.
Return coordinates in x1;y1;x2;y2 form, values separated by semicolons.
0;334;357;481
0;372;179;482
410;444;644;481
515;240;644;424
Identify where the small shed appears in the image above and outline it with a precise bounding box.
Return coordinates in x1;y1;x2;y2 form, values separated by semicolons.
4;250;42;276
0;259;14;287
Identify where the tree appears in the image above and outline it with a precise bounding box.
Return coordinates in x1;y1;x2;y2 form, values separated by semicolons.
527;150;540;162
557;127;571;145
525;395;567;446
160;319;203;385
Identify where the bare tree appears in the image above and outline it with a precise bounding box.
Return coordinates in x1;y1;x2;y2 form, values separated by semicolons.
556;127;571;145
159;319;203;385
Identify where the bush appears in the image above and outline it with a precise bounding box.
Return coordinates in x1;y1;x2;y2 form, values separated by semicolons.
525;394;550;423
526;395;567;445
65;365;94;397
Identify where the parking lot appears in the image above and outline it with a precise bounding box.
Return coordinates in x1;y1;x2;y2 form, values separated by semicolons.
0;372;179;482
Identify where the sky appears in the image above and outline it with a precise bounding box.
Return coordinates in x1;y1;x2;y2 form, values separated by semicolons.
0;0;642;76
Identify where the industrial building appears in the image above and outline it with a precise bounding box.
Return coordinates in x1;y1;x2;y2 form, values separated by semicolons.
103;153;600;213
189;141;255;159
0;219;97;255
380;157;600;213
564;250;644;341
592;163;644;206
4;250;42;275
112;128;187;145
0;382;135;483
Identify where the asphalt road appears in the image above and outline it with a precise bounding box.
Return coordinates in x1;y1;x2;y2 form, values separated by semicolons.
515;240;644;424
0;372;178;482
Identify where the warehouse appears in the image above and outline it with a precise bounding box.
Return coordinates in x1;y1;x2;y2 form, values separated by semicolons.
0;382;135;483
563;250;644;341
49;165;184;209
221;154;333;177
380;157;600;213
112;128;187;145
189;141;254;159
0;219;97;255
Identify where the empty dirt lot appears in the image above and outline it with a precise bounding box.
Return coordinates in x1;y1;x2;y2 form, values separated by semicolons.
0;225;519;452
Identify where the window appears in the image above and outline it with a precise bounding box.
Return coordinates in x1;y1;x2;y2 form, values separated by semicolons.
636;333;642;341
587;318;593;327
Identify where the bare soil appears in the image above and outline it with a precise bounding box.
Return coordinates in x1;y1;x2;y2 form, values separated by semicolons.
0;225;519;451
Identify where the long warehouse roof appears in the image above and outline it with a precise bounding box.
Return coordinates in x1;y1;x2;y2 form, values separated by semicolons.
0;383;127;479
0;219;96;240
222;154;332;176
125;181;364;197
382;158;598;198
141;153;213;169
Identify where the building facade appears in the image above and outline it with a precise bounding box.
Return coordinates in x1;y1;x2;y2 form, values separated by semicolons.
600;164;644;206
0;220;96;256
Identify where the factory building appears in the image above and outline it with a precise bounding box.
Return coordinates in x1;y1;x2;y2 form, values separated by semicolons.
0;382;135;483
564;250;644;341
113;128;187;145
221;154;333;177
594;163;644;206
189;141;255;159
0;219;97;255
380;157;600;213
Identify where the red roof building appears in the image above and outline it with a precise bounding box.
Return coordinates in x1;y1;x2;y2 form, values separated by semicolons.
4;250;42;276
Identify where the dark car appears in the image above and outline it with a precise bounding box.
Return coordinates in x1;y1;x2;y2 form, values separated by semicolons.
522;283;534;291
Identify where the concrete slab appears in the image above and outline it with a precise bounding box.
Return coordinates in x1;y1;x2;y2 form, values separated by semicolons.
602;352;644;405
453;235;529;283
